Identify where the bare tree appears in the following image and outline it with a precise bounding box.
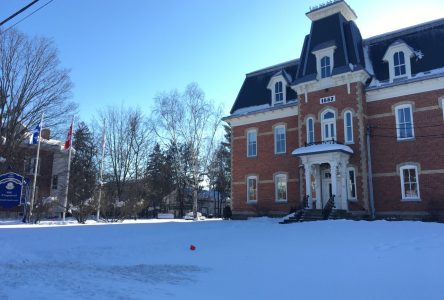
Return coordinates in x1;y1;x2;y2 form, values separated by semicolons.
98;105;151;220
0;29;76;172
151;83;222;219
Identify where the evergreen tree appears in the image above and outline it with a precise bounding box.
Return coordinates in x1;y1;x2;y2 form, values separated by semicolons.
68;122;98;223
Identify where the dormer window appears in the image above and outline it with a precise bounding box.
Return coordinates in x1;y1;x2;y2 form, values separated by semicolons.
312;43;336;80
393;51;406;77
382;40;414;83
321;56;331;78
267;74;287;106
275;82;284;103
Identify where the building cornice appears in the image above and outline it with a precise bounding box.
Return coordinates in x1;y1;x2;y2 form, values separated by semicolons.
291;70;370;101
366;75;444;102
224;104;298;127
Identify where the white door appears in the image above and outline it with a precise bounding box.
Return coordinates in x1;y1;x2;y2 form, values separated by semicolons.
321;170;332;208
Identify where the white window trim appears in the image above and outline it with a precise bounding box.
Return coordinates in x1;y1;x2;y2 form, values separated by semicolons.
246;129;257;157
395;104;415;140
399;165;420;201
321;109;336;142
306;117;315;144
347;167;357;201
274;174;288;203
312;45;336;80
247;175;258;203
267;75;287;106
382;42;414;83
344;110;354;144
440;97;444;120
274;125;286;154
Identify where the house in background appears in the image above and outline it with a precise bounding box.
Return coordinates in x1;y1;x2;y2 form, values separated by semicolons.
224;0;444;219
0;129;70;218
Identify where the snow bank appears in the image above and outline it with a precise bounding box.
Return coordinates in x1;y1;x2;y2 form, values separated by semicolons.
1;218;443;299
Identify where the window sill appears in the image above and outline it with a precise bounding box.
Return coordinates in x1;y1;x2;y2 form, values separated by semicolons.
345;141;354;145
401;198;421;202
348;198;357;202
247;200;257;205
247;155;257;159
274;152;286;156
396;137;415;142
275;200;288;204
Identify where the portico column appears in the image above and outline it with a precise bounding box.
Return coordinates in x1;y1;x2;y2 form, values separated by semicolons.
340;162;348;210
330;161;338;203
304;163;312;209
315;164;322;209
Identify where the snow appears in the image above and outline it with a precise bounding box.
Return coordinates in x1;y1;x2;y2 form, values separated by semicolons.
231;104;270;116
292;143;354;156
1;218;444;299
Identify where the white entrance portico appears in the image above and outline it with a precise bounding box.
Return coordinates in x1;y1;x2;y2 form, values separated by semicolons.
292;142;353;210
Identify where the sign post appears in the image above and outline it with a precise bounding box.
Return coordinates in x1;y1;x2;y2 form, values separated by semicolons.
0;172;29;209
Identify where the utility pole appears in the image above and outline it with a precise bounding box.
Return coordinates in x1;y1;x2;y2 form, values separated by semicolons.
366;125;375;219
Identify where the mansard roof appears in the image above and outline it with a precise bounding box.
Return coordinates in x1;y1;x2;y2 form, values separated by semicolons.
229;12;444;116
229;59;299;114
364;18;444;85
294;12;366;84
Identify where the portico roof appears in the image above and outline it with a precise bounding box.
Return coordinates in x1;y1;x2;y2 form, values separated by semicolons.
292;143;353;157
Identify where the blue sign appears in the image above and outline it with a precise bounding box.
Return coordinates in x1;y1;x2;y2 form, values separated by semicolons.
0;172;30;208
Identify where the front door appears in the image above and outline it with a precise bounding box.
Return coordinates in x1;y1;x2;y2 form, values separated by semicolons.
321;170;332;208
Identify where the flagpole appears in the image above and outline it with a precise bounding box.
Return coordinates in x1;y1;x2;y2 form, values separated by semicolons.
62;117;73;222
96;122;106;221
29;113;44;223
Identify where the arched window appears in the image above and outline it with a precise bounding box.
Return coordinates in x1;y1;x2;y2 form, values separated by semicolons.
321;110;336;142
275;174;288;202
306;117;314;144
344;110;353;144
321;56;331;78
274;125;286;154
275;81;284;103
394;51;406;77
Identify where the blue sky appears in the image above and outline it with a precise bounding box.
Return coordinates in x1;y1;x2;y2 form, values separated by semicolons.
2;0;444;123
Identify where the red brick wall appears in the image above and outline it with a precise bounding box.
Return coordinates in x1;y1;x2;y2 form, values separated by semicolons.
368;88;444;212
298;83;368;211
231;115;300;215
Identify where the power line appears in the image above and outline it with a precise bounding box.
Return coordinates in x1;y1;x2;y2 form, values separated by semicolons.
0;0;39;27
2;0;55;33
371;133;444;139
372;123;443;130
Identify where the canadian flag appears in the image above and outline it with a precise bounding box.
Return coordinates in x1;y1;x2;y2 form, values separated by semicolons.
64;119;73;150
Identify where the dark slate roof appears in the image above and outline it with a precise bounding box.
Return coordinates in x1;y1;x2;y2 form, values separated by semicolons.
294;12;366;84
229;59;299;114
364;18;444;83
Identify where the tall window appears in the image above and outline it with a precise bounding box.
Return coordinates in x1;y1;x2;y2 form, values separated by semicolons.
393;51;406;77
275;174;288;202
395;104;414;140
306;117;314;144
274;125;286;154
321;56;331;78
247;129;257;157
275;82;284;103
344;111;353;143
321;110;336;141
400;165;420;200
247;176;258;202
347;167;357;200
25;157;40;175
52;175;58;190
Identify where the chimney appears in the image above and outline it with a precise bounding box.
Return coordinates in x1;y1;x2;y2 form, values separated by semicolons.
41;128;51;140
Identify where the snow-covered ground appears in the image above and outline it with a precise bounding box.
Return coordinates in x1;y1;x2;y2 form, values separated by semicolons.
1;218;443;299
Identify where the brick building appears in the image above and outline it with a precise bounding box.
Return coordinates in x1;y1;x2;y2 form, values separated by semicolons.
0;129;70;218
224;1;444;219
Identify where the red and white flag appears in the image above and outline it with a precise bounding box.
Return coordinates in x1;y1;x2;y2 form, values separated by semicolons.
64;119;73;150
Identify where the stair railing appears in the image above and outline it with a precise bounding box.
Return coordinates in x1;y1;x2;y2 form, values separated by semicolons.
322;195;335;219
